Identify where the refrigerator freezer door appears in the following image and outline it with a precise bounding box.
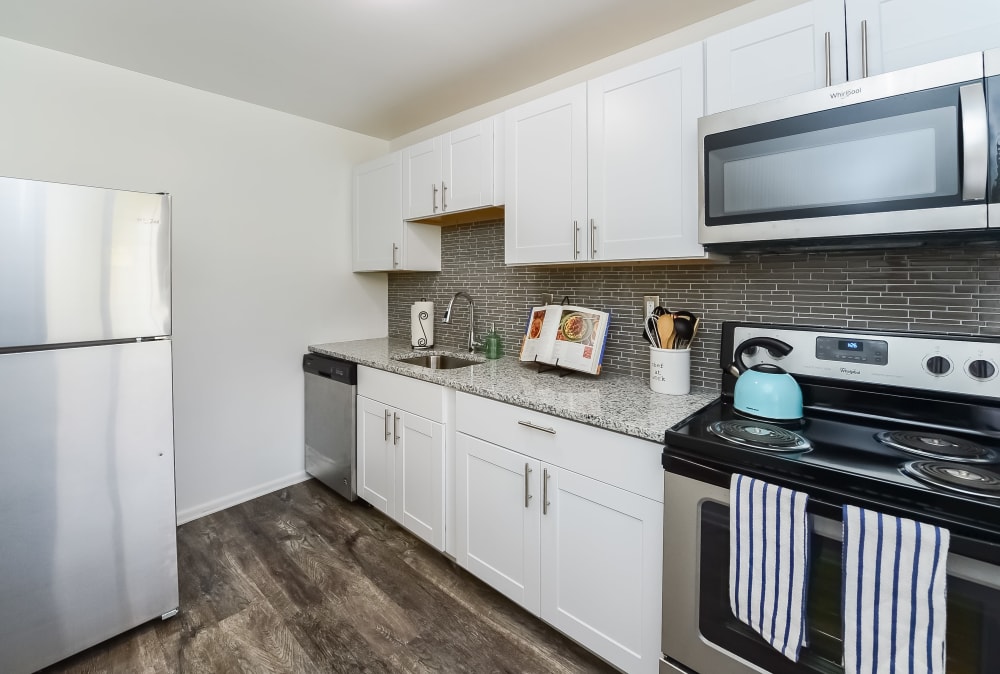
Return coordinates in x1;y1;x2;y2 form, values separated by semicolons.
0;177;170;349
0;340;178;674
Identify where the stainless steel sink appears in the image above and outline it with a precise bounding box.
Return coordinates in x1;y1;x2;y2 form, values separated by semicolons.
395;354;480;370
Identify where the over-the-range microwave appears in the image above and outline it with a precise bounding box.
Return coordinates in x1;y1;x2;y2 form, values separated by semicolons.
699;49;1000;252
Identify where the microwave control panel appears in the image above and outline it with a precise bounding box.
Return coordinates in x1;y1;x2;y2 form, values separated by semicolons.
815;337;888;365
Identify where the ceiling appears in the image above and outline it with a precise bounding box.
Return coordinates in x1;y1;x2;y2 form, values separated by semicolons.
0;0;748;140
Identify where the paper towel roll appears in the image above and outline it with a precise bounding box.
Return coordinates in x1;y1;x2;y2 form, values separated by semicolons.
411;301;434;348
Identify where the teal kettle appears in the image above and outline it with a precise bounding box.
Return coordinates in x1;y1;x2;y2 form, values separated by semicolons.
729;337;803;421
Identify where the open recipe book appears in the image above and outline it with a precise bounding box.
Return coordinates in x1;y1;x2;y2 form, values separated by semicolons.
519;304;611;375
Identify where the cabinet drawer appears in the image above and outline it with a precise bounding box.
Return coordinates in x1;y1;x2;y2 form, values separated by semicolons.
456;392;662;502
358;366;448;423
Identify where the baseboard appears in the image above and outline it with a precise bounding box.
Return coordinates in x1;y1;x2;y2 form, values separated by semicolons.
176;471;312;525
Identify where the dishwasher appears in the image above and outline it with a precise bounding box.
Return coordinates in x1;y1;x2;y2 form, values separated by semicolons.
303;353;357;501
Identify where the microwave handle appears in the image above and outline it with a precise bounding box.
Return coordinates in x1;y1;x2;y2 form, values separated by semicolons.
959;82;988;202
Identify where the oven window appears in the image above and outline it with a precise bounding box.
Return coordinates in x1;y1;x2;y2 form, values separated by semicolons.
698;501;1000;674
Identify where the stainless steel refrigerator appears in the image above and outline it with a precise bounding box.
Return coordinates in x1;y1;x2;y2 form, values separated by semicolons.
0;176;179;673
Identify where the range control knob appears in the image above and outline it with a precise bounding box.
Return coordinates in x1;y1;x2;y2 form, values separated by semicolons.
924;355;951;376
967;359;997;381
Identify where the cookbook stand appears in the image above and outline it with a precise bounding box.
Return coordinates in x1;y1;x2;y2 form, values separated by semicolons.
531;356;577;378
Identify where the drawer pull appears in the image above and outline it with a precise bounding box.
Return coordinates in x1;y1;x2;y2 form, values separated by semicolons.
384;409;391;440
524;464;533;508
518;420;556;435
393;412;400;445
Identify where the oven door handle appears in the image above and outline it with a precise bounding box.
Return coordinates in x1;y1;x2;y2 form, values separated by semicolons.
663;452;1000;564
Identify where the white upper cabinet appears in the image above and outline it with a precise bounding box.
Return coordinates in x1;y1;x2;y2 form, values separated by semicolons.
402;116;503;221
353;152;403;271
504;84;588;264
588;43;704;261
505;44;708;265
353;151;441;272
845;0;1000;79
707;0;1000;115
705;0;847;114
402;138;441;219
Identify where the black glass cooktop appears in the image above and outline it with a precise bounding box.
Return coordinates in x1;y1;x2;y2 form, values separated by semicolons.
664;398;1000;542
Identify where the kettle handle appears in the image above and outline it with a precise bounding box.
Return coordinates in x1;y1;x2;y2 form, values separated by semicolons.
731;337;794;374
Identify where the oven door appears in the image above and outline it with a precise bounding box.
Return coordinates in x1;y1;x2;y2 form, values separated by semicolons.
698;52;988;248
661;456;1000;674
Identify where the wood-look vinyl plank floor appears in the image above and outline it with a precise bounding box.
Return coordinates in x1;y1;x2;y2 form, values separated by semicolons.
40;480;614;674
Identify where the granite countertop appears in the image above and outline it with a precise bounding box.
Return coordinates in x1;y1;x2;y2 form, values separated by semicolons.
309;337;719;444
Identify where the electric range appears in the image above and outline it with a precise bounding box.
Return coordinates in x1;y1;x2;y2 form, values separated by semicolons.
659;322;1000;674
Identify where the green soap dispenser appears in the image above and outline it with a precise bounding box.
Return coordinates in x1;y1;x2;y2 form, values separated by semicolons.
484;322;503;359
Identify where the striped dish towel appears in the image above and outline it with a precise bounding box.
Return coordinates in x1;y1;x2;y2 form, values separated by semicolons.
730;474;810;661
842;506;950;674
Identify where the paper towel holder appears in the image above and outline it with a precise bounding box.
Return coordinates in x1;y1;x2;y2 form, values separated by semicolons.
411;299;434;350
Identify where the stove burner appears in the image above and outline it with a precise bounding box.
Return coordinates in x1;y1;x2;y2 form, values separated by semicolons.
876;431;998;463
901;461;1000;498
708;420;811;452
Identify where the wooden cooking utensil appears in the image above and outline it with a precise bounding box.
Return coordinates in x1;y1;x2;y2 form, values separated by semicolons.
657;314;675;349
689;317;701;346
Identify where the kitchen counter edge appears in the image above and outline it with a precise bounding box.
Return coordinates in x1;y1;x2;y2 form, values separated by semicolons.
309;338;718;444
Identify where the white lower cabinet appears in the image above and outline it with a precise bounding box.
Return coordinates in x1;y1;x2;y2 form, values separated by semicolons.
540;468;663;674
456;433;541;611
357;384;446;550
456;392;663;674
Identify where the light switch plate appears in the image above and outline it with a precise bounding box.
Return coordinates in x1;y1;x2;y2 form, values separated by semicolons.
643;295;659;319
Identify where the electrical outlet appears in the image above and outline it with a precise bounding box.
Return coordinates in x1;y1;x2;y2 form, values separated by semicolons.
541;292;554;306
643;295;660;319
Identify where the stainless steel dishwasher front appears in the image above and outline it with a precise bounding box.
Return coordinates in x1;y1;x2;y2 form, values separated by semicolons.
303;353;357;501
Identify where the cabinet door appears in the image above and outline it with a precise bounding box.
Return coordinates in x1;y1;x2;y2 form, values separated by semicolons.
402;138;442;220
540;466;663;674
357;396;393;515
442;119;495;214
456;433;541;614
396;411;445;550
588;44;704;261
705;0;847;114
504;84;588;264
846;0;1000;80
353;152;404;271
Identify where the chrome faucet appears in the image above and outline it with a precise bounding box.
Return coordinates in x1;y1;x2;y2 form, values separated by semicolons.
442;291;480;352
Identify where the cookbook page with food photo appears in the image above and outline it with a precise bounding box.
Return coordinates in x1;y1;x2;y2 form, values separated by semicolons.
519;304;610;374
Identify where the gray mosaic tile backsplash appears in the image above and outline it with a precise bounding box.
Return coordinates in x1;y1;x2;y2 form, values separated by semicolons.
387;218;1000;390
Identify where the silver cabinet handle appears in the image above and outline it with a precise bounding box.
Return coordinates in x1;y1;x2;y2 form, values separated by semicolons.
590;218;597;258
432;183;439;212
384;409;391;440
824;31;832;87
542;468;550;515
393;412;400;445
861;20;869;78
573;220;580;260
959;83;988;202
441;181;448;210
391;242;399;268
524;464;533;508
518;420;556;434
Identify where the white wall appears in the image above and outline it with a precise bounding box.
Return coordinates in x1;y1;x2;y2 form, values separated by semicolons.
0;37;389;523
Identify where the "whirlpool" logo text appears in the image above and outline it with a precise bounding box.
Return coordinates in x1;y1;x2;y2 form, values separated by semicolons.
830;87;862;100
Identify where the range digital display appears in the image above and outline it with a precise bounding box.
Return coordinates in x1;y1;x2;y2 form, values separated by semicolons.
840;340;863;352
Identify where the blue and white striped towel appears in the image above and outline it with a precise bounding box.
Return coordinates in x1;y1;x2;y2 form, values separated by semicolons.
842;505;950;674
730;474;810;661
